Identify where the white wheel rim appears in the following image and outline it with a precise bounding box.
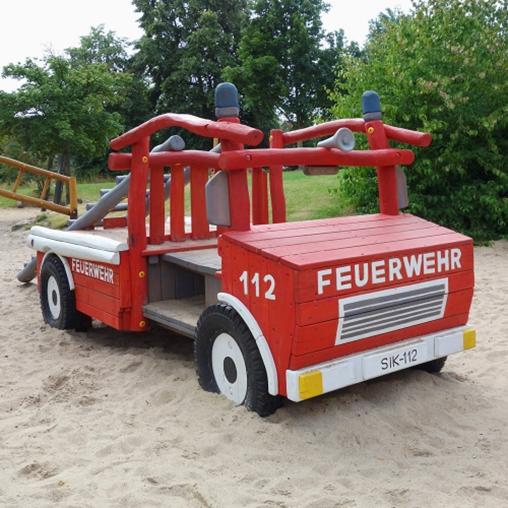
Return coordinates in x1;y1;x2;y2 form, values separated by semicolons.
47;275;61;320
211;333;248;405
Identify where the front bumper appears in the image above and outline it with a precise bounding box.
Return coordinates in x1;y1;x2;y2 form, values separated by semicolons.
286;325;476;402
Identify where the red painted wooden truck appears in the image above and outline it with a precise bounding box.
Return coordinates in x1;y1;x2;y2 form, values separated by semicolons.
27;84;475;416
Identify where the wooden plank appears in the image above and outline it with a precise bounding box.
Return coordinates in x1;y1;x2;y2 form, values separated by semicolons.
190;166;210;239
269;129;286;223
283;234;472;270
149;163;165;244
296;271;474;325
143;296;205;338
228;212;406;238
162;248;221;276
296;284;473;326
243;219;437;252
236;215;427;247
170;164;186;241
251;167;269;224
290;313;470;368
264;225;455;260
143;238;218;256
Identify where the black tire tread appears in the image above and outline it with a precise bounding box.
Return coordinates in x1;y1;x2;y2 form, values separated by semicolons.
195;303;282;417
40;255;91;331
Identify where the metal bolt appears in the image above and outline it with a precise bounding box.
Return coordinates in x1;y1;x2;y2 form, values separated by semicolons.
139;320;146;328
139;271;145;278
367;127;375;134
142;156;148;163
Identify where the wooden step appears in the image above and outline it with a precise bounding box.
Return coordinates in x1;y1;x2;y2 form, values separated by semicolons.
162;248;221;276
143;296;205;338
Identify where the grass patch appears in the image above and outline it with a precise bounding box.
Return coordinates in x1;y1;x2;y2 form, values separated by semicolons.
0;171;347;225
282;170;348;221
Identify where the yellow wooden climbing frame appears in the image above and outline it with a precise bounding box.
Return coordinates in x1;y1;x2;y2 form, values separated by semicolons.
0;155;78;218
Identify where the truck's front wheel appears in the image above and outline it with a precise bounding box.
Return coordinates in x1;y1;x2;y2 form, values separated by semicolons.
195;304;281;417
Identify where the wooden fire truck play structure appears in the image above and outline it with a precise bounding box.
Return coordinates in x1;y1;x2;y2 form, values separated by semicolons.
26;83;476;416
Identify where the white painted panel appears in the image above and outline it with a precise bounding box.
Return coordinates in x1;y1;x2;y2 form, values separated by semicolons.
435;331;463;357
321;360;357;393
29;235;120;265
30;226;128;252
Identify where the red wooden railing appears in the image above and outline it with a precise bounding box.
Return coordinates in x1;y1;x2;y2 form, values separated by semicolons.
261;119;432;222
109;114;264;250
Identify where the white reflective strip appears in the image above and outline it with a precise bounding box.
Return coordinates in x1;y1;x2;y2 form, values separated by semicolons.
29;235;120;265
287;325;471;402
435;331;463;357
30;226;128;252
217;292;278;396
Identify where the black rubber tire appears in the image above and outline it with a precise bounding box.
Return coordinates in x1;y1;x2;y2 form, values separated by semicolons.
418;356;447;373
40;255;91;331
195;303;282;417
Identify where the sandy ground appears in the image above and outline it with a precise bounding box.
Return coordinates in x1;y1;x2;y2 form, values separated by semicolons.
0;207;507;508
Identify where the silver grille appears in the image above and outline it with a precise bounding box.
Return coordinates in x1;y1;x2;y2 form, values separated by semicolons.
335;278;448;345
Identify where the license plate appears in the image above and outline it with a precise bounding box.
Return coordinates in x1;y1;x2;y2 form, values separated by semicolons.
363;341;428;379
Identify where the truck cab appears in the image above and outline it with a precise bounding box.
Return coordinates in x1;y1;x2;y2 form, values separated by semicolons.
28;83;475;416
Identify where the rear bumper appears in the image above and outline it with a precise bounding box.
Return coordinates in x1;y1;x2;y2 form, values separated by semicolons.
286;325;476;402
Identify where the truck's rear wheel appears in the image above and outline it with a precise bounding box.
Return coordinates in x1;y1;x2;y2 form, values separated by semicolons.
40;255;91;331
195;304;281;417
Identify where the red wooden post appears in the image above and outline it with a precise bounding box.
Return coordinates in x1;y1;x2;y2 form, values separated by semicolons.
149;163;165;244
362;91;399;216
128;137;149;331
170;164;185;241
365;120;399;216
221;121;251;231
252;167;269;224
269;129;287;223
190;166;210;239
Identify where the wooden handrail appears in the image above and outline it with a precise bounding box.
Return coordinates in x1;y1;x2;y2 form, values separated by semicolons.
0;155;78;217
110;113;263;151
280;119;431;147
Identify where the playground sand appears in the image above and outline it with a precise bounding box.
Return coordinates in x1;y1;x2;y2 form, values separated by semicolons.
1;207;508;508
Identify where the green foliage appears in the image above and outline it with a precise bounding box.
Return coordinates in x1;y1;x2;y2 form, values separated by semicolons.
223;0;358;134
331;0;508;241
68;25;151;131
133;0;247;133
66;26;152;177
0;26;150;179
0;56;125;176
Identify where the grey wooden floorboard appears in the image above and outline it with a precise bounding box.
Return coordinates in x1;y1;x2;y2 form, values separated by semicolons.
162;248;221;276
143;296;205;338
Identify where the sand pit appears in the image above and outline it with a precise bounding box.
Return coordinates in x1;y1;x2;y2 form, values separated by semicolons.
1;207;507;507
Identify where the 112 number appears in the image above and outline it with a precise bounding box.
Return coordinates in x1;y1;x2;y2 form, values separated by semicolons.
239;271;276;300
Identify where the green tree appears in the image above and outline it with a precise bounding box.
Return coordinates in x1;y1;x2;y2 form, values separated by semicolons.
223;0;357;134
67;25;151;131
0;54;127;180
331;0;508;241
133;0;247;125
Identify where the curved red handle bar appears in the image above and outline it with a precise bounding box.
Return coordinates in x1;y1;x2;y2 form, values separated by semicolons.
281;119;366;145
110;113;264;151
281;119;431;148
219;147;415;170
383;124;431;147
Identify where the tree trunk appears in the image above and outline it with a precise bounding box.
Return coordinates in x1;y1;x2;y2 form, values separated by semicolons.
53;152;70;205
